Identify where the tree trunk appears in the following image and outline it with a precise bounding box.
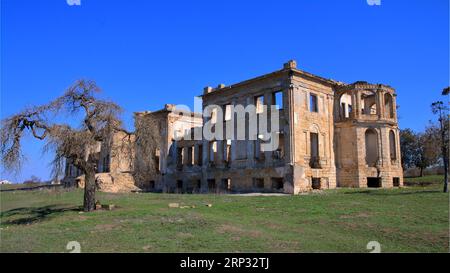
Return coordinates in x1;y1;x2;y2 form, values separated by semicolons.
419;167;424;177
83;168;96;212
444;166;448;193
439;113;448;193
443;148;448;193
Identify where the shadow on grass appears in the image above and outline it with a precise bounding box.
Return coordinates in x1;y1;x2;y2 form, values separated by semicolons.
343;189;442;196
1;205;81;226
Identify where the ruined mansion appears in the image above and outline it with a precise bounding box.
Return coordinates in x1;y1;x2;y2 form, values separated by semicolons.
63;60;403;194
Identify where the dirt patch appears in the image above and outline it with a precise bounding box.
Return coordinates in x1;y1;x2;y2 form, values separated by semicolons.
339;212;371;219
94;223;120;231
142;245;153;251
216;224;264;238
266;222;283;230
177;232;194;238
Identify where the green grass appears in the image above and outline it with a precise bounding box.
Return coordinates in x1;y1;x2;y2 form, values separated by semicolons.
1;181;448;253
404;175;445;186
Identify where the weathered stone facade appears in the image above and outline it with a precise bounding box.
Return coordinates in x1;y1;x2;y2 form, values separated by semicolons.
62;131;137;193
63;60;403;193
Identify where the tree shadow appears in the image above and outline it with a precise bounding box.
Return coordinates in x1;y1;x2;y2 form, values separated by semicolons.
1;205;81;226
343;189;442;196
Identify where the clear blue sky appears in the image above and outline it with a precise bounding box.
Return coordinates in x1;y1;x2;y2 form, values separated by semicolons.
1;0;449;182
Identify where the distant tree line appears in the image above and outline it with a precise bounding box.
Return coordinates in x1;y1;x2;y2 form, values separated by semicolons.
400;87;449;192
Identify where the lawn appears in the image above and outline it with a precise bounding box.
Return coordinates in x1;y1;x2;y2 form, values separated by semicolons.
1;177;448;253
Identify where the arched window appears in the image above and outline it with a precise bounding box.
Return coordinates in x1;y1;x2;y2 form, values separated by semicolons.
365;129;378;166
389;130;397;160
339;92;352;119
361;91;377;115
384;93;394;118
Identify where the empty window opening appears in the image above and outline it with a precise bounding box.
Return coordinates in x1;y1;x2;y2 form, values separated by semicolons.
310;93;318;113
187;146;194;166
370;104;377;115
362;92;377;115
341;103;347;118
253;178;265;189
389;130;397;160
221;178;232;192
198;145;203;166
273;91;283;110
224;104;232;121
225;140;231;163
211;107;218;124
310;132;320;168
177;180;183;191
339;93;352;119
255;95;264;114
176;147;183;169
235;140;247;160
311;178;321;190
207;179;216;192
274;132;285;160
155;148;160;172
254;139;261;160
149;181;155;190
367;177;381;188
365;129;378;167
393;177;400;187
209;141;217;163
271;178;284;190
384;93;394;118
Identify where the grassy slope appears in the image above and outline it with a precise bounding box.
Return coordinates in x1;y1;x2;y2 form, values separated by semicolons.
1;179;448;253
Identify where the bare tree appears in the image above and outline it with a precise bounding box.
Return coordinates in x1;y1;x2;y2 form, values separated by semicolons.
1;79;131;211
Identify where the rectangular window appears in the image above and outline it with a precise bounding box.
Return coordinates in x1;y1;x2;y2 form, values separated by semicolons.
155;149;160;172
221;178;231;192
224;104;232;121
198;145;203;166
211;108;217;124
312;178;321;190
310;133;319;158
187;147;194;166
271;178;284;190
275;132;285;160
208;179;216;192
310;94;318;113
255;95;264;114
209;141;217;162
225;139;231;163
393;177;400;187
253;178;265;189
341;103;346;118
273;91;283;110
176;147;183;169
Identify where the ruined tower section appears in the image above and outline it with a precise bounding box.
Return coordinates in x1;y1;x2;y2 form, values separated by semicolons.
133;104;203;192
334;82;403;188
288;62;338;193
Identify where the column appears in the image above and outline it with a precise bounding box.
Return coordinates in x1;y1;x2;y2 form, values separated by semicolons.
355;90;361;118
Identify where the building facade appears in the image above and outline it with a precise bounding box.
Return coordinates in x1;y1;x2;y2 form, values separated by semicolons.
63;60;403;193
